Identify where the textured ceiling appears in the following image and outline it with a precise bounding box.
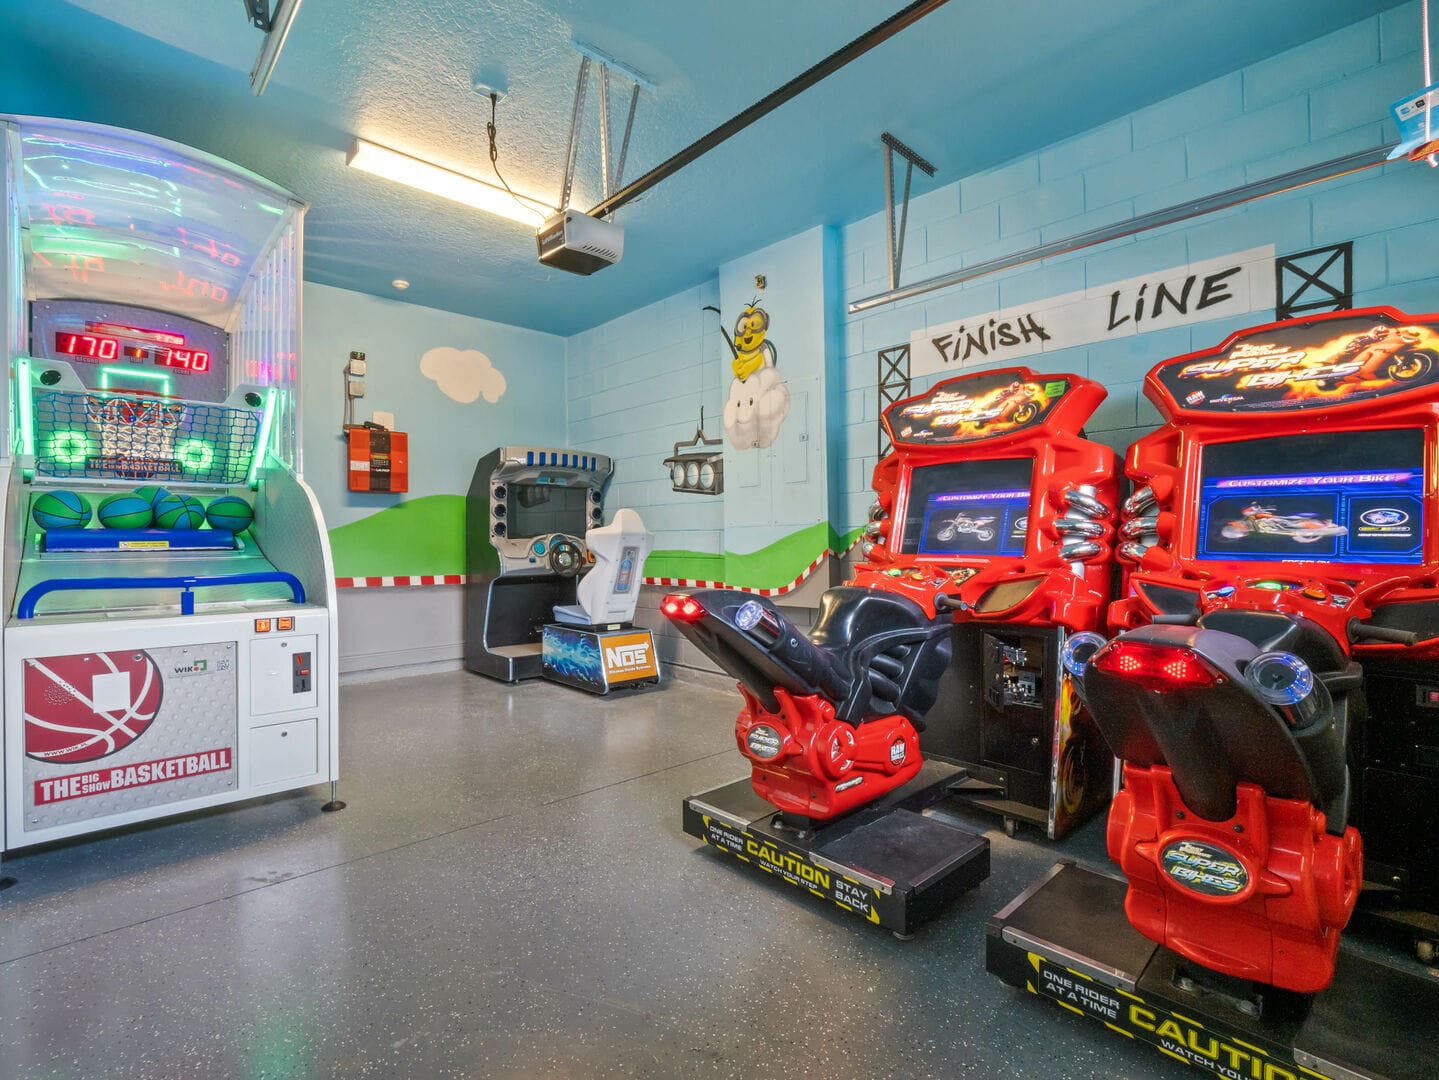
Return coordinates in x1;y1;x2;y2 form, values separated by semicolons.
1;0;1404;335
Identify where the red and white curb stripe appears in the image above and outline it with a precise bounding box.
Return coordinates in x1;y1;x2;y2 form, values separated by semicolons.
333;537;863;595
336;574;465;588
642;537;863;598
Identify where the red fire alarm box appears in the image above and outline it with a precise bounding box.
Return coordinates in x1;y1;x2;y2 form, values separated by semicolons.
348;425;409;492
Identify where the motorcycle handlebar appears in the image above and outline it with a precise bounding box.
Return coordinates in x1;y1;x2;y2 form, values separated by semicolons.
1347;618;1420;646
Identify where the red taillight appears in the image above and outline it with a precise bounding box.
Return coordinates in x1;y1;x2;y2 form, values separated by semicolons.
661;593;705;622
1093;640;1217;691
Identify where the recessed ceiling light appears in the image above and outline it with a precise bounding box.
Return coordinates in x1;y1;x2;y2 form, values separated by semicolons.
347;139;553;227
391;279;410;290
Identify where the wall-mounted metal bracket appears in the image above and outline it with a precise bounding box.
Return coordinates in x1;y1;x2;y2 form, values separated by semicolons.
882;132;936;292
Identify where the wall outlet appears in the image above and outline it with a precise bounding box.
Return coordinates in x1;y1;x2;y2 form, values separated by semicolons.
347;353;367;376
371;410;395;429
347;380;366;398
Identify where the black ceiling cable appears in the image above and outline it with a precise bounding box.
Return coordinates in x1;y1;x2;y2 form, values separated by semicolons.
486;92;541;219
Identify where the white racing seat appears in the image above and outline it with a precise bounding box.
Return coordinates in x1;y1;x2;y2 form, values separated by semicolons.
552;507;652;627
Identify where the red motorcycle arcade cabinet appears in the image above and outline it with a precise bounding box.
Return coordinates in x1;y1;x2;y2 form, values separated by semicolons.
988;309;1439;1080
665;441;1004;931
856;367;1118;839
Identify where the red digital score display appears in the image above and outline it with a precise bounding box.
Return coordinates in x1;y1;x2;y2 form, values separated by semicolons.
52;333;208;372
54;332;119;361
156;348;210;373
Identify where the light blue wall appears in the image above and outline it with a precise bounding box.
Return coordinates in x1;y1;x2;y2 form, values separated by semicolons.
301;282;567;531
563;4;1437;563
565;280;727;556
835;3;1437;533
717;225;837;555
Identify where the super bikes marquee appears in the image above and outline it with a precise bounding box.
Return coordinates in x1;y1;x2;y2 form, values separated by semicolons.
884;371;1073;447
1151;309;1439;414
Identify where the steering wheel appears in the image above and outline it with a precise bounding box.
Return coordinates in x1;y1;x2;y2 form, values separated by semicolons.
548;537;584;578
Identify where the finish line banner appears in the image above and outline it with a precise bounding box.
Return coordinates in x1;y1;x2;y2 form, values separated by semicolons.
909;246;1276;378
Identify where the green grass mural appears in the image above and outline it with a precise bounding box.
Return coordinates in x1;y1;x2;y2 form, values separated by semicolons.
329;497;862;588
328;494;465;578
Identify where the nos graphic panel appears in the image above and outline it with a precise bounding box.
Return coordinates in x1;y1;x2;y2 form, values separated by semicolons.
23;643;239;830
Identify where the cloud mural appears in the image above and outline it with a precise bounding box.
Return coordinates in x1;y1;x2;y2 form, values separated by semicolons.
420;346;508;403
724;365;791;449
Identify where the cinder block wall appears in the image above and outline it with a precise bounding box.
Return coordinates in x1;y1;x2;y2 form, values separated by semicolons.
566;3;1439;679
834;2;1436;532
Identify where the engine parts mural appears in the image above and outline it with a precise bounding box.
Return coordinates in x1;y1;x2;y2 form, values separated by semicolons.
22;643;239;831
1154;311;1439;412
885;371;1070;446
715;301;791;450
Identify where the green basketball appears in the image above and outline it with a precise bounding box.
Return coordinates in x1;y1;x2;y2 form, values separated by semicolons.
32;490;92;530
133;485;172;511
205;495;254;533
98;492;155;529
153;493;206;530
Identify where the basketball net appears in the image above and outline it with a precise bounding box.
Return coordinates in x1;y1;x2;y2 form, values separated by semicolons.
85;393;187;474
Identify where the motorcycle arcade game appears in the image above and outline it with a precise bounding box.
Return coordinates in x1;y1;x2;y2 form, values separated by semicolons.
662;384;1082;934
987;309;1439;1080
464;447;612;682
0;118;342;867
859;367;1119;840
666;583;990;935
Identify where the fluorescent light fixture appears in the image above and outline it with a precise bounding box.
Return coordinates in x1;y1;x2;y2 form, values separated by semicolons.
346;139;553;226
251;0;304;97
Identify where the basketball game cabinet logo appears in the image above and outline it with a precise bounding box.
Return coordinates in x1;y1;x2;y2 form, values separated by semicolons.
22;645;238;828
25;651;162;763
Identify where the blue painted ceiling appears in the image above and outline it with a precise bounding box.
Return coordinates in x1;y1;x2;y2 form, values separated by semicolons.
0;0;1404;335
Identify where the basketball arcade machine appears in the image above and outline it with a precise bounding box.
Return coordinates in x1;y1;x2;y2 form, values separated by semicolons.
987;310;1439;1080
857;367;1118;838
0;117;341;866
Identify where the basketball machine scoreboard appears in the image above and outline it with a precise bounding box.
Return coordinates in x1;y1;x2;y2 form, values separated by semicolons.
0;116;342;864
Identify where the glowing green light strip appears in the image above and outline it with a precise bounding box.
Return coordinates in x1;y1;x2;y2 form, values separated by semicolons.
16;357;34;457
247;387;278;488
98;365;172;396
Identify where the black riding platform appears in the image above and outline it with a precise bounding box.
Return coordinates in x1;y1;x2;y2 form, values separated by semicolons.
682;760;990;936
986;862;1439;1080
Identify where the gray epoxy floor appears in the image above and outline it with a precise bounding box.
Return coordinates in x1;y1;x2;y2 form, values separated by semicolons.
0;670;1275;1077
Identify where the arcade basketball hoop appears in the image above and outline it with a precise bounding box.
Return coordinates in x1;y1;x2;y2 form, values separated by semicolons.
84;392;187;478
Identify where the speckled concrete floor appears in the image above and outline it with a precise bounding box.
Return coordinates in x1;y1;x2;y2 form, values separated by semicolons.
0;669;1293;1078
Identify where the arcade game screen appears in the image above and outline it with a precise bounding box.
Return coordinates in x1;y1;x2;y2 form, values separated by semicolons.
1196;429;1425;564
510;481;588;539
899;457;1033;557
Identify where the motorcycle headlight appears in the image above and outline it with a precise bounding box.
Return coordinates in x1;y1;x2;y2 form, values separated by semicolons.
1061;631;1109;678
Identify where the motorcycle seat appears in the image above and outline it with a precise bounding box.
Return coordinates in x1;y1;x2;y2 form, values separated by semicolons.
809;587;949;727
809;587;930;650
1085;624;1323;821
1197;610;1347;674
